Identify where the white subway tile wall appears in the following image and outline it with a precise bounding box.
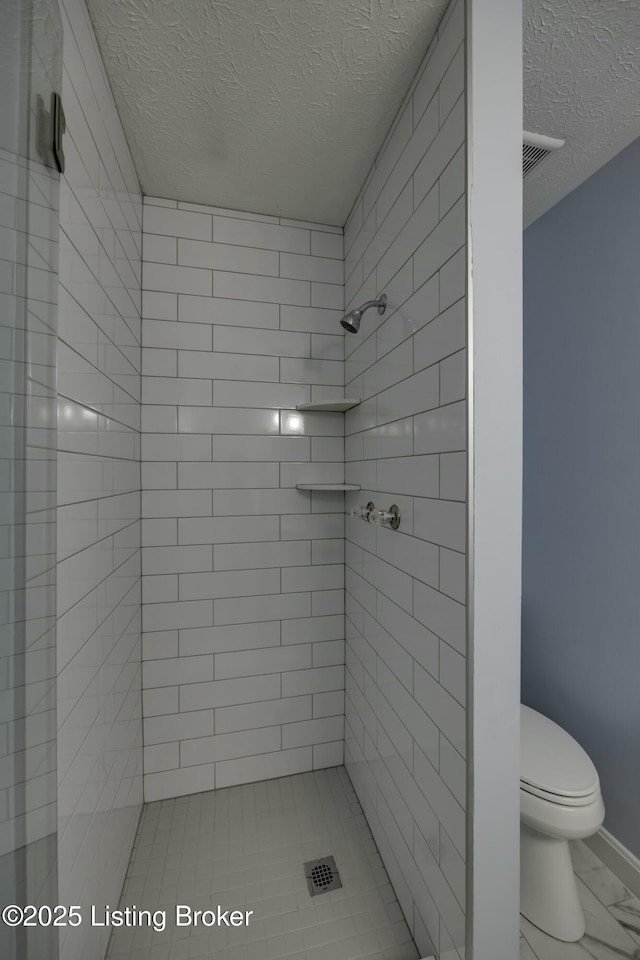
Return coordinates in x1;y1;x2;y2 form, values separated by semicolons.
342;2;466;958
57;1;143;958
141;197;347;801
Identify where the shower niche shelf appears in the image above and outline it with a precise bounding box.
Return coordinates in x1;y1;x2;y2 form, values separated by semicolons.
296;484;361;491
295;399;361;412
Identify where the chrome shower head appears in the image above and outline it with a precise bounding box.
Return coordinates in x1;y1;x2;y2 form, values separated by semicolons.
340;311;361;334
340;294;386;334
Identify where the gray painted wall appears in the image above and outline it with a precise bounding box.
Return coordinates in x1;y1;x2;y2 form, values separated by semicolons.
522;136;640;858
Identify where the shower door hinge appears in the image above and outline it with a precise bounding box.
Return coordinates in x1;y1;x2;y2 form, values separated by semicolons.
35;92;65;173
52;92;66;174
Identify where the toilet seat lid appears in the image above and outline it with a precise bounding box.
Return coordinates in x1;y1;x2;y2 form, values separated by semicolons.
520;704;599;798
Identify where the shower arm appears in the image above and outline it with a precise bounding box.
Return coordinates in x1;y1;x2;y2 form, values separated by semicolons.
359;299;384;314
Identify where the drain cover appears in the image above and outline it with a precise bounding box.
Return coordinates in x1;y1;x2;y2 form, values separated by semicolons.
303;855;342;896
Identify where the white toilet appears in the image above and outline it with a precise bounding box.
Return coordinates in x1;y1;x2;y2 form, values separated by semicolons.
520;704;605;942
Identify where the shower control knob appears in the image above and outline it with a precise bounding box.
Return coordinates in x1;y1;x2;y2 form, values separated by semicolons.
369;505;401;530
351;502;375;521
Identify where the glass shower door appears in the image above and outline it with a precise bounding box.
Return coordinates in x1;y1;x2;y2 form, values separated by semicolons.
0;0;62;957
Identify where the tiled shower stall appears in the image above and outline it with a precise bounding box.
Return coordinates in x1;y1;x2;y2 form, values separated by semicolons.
2;0;523;956
137;4;467;953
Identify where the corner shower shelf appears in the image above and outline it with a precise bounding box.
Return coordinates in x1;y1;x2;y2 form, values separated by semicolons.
296;484;360;491
295;399;361;412
294;400;361;492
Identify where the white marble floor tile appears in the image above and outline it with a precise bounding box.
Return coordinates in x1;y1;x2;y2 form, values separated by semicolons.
571;841;633;908
521;876;640;960
608;898;640;948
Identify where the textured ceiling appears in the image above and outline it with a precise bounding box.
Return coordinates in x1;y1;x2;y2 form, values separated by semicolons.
523;0;640;226
85;0;448;225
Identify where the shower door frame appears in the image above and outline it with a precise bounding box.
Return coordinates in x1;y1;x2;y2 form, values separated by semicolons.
0;0;63;957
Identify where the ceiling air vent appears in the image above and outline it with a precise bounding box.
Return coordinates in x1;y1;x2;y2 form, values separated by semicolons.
523;131;565;178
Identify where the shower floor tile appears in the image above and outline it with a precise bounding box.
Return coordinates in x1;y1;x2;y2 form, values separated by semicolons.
519;840;640;960
106;766;419;960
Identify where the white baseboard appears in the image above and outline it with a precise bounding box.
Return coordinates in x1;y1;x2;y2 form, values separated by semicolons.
585;827;640;899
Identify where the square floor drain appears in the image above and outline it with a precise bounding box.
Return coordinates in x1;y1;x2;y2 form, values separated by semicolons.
303;855;342;896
